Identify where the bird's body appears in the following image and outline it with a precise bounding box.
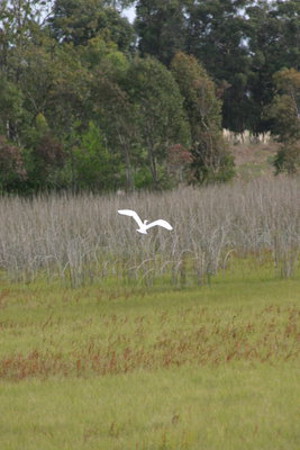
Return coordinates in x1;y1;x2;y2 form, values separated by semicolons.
118;209;173;234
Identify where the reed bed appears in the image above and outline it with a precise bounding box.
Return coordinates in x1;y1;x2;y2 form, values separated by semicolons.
0;177;299;286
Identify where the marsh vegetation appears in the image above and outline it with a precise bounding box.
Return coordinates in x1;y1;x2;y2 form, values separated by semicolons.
1;177;299;287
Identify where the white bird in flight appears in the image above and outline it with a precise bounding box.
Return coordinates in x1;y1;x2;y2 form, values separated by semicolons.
118;209;173;235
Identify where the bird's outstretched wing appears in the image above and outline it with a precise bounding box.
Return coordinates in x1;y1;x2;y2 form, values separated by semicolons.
146;219;173;231
118;209;144;228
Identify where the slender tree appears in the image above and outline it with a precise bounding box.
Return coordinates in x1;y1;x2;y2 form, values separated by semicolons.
267;68;300;174
171;52;234;183
125;56;191;188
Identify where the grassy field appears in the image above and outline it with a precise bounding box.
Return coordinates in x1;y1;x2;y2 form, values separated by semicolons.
1;260;299;449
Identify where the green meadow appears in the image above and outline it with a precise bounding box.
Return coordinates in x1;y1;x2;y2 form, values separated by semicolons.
1;261;299;449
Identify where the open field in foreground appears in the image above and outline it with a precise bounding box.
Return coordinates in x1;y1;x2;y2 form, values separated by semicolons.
0;262;299;449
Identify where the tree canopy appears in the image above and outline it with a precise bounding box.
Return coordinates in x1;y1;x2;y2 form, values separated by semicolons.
0;0;299;193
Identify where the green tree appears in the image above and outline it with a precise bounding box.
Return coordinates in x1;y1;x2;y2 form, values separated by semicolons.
46;44;92;136
267;68;300;174
246;0;300;134
184;0;300;134
185;0;253;132
135;0;186;65
0;0;50;79
0;75;24;141
0;135;27;192
171;52;234;183
48;0;134;51
11;38;92;143
92;75;137;191
126;56;191;188
23;113;66;191
71;121;121;192
78;35;138;191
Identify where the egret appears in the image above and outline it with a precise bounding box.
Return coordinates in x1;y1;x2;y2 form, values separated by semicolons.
118;209;173;234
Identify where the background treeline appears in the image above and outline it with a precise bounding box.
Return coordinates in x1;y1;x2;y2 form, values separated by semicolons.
0;0;299;194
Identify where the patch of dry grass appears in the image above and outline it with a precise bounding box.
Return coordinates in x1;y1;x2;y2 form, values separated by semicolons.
1;267;299;381
0;177;299;286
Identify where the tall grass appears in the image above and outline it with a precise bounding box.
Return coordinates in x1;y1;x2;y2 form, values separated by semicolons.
0;177;299;286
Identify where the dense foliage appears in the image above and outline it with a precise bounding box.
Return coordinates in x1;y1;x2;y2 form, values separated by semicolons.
0;0;299;192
